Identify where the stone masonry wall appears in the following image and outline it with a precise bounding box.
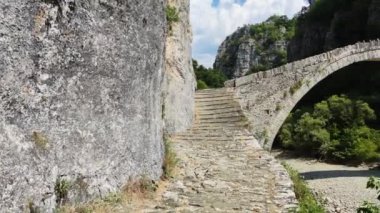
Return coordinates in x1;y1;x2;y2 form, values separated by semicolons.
226;40;380;150
0;0;166;211
163;0;195;134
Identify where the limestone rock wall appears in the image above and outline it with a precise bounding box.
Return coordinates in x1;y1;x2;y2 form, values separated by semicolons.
163;0;195;134
0;0;166;211
226;41;380;150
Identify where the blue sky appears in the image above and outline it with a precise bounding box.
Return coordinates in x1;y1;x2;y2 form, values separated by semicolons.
190;0;308;67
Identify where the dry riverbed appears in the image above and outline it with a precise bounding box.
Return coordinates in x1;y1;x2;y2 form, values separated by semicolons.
273;150;380;213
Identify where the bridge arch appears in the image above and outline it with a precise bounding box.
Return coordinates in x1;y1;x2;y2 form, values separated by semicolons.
225;40;380;150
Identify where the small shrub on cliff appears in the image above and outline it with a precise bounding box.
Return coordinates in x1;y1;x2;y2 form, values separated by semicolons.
162;138;178;179
166;5;179;32
55;178;72;206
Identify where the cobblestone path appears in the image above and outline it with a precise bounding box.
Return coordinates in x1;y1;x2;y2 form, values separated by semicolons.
125;88;297;212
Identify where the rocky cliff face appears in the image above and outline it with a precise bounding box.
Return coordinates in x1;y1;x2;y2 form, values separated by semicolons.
0;0;193;211
214;16;294;79
163;0;195;134
288;0;380;61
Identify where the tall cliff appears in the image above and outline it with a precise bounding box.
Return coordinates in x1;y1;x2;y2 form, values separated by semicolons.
288;0;380;61
214;16;295;79
163;0;195;134
0;0;193;211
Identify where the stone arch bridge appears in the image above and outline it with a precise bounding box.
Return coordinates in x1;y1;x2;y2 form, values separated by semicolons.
224;40;380;150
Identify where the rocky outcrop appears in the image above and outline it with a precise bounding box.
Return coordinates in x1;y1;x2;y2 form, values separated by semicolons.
163;0;195;134
0;0;171;211
214;16;293;79
288;0;380;61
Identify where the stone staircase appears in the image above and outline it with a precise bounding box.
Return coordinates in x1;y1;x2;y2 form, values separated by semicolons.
175;88;255;143
125;88;297;212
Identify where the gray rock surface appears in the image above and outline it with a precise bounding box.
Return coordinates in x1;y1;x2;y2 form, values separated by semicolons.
0;0;167;211
226;40;380;150
163;0;195;134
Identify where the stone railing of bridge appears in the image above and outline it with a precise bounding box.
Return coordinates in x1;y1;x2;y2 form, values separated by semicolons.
225;40;380;150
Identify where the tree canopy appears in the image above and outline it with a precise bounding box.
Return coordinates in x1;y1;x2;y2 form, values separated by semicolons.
278;95;380;163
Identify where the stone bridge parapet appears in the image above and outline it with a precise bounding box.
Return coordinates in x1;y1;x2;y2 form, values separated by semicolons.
225;40;380;149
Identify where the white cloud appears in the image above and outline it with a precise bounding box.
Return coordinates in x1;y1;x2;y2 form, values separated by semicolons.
190;0;308;68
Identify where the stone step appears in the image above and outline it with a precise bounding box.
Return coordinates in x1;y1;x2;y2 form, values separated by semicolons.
192;123;249;129
195;91;233;97
193;119;247;125
175;132;251;137
195;99;237;106
195;94;234;100
182;129;249;134
197;112;244;120
195;96;236;102
174;135;255;140
196;88;229;94
196;102;241;110
189;126;247;131
173;137;255;142
197;108;242;116
195;116;245;124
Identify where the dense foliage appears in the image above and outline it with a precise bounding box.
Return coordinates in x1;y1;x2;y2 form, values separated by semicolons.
278;95;380;163
246;15;295;75
193;59;227;89
289;0;380;60
250;15;296;45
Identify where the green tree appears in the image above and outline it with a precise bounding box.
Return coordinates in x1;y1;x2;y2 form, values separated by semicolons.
278;95;380;162
197;80;208;90
193;59;227;89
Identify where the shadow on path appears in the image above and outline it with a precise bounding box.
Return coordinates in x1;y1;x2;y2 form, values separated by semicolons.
300;170;380;180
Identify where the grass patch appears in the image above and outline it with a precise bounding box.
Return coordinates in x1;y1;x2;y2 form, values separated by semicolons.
276;103;283;112
122;177;158;196
282;163;325;213
289;81;303;96
56;177;158;213
55;178;72;206
283;91;288;99
32;131;49;149
162;138;178;179
166;5;179;32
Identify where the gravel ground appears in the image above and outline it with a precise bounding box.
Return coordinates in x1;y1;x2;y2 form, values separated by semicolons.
273;151;380;213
